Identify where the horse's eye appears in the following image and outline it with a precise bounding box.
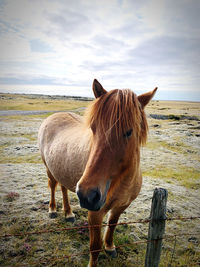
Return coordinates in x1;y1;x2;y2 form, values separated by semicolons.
124;129;133;138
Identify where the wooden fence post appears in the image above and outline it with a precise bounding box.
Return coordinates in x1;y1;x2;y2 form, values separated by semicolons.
145;188;168;267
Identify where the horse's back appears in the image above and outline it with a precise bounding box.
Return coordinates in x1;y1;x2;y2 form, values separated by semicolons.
39;111;81;144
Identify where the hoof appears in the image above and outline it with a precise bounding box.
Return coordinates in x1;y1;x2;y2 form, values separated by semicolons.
64;212;75;223
65;216;75;223
105;248;117;258
49;212;57;218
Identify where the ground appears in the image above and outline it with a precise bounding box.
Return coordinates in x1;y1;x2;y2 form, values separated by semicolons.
0;93;200;266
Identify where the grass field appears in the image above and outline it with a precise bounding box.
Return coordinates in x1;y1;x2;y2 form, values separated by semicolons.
0;93;91;111
0;93;199;266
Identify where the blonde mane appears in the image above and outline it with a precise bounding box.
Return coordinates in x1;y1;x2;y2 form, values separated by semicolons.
84;89;148;145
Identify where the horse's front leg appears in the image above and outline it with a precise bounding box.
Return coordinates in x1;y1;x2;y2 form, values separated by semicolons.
88;211;104;267
104;205;128;257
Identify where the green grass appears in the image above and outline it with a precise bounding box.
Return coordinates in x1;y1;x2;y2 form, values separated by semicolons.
1;202;199;267
146;140;191;155
143;165;200;189
20;133;37;142
1;216;199;267
160;240;200;267
0;153;42;164
0;112;54;121
0;132;37;142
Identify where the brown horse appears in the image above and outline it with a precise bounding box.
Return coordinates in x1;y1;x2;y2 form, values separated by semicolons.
38;79;157;267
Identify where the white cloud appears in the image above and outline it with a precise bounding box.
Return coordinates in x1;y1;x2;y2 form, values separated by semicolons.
0;34;31;61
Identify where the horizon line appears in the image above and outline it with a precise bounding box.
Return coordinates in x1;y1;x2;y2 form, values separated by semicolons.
0;91;200;103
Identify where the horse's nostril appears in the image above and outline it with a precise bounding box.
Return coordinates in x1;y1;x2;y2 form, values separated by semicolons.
87;189;101;204
76;187;102;211
76;188;84;200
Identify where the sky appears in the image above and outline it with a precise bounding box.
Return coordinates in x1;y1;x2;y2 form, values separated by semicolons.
0;0;200;101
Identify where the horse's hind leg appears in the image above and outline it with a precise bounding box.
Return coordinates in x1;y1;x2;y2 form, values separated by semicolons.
61;185;75;222
47;169;58;218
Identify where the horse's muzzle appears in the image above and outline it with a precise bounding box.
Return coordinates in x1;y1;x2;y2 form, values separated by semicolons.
76;181;110;211
77;188;102;211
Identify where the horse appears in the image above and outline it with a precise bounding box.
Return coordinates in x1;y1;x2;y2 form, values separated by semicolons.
38;79;157;267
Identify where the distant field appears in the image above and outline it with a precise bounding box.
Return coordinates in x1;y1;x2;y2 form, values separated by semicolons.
0;92;199;115
0;93;92;111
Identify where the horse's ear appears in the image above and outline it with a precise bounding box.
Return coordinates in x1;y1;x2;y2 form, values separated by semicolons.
138;87;158;108
93;79;107;98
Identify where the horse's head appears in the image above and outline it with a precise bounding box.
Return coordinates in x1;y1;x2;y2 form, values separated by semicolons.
76;79;157;211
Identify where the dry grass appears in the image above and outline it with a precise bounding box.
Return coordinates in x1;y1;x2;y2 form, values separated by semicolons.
143;165;200;189
0;93;199;266
0;93;91;111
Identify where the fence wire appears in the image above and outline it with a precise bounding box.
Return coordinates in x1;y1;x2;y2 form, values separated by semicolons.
18;232;200;266
1;215;200;266
1;215;200;238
